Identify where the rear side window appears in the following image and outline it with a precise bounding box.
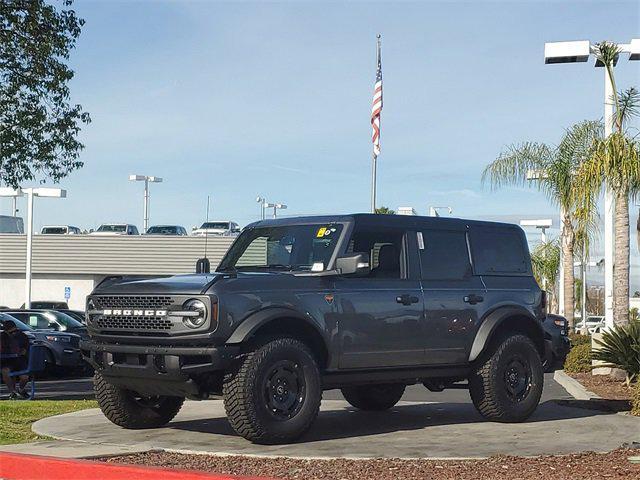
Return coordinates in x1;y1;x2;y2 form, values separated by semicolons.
470;226;529;275
418;230;471;280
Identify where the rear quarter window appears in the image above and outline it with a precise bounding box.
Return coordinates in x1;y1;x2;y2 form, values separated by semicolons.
469;226;530;275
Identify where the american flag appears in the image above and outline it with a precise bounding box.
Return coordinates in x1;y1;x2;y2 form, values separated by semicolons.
371;37;382;157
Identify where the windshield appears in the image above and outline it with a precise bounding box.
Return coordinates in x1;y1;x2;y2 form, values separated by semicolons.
218;224;343;272
47;311;83;328
42;227;67;234
98;225;126;232
147;226;178;234
201;222;230;230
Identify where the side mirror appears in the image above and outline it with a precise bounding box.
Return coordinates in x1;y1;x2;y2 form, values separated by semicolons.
335;253;370;276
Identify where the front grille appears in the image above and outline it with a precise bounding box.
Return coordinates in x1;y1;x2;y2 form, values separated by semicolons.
95;316;173;331
92;296;174;310
90;295;176;332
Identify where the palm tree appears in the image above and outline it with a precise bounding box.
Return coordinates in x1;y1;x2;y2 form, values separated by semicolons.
573;42;640;326
530;238;560;311
483;121;601;328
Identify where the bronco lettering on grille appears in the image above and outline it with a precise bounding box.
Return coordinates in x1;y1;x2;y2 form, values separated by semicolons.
102;309;167;317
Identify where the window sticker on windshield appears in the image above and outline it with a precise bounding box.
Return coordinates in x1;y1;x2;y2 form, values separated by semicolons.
29;315;38;327
316;227;336;238
311;262;324;272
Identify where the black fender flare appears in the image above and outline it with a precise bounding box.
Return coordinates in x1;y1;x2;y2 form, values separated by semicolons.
225;307;328;347
468;306;544;362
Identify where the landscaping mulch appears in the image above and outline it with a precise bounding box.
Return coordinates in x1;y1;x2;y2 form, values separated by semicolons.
569;373;633;403
101;449;640;480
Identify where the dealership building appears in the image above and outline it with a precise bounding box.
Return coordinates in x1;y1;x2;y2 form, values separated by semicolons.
0;235;235;310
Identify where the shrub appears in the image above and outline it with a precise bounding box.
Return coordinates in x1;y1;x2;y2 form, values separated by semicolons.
592;320;640;386
564;343;592;373
569;333;592;347
632;382;640;417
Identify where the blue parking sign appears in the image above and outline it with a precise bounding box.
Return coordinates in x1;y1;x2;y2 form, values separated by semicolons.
64;286;71;300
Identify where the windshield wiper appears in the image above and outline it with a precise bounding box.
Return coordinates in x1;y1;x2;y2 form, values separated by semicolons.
235;264;293;271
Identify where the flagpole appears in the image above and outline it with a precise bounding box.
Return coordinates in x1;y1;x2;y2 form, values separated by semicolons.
371;152;377;213
370;34;381;214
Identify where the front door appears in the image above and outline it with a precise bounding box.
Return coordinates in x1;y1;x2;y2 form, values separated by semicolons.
335;226;424;369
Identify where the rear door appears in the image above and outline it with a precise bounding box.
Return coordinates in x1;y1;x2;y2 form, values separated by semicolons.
334;225;425;369
418;227;486;365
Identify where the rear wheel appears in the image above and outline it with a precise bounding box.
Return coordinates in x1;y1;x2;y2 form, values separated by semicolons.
469;334;543;422
94;372;184;429
223;338;321;444
341;384;406;411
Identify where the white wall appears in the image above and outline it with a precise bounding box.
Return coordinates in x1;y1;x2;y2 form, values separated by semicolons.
0;274;100;310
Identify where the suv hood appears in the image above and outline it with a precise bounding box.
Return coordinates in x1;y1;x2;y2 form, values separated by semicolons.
93;273;225;295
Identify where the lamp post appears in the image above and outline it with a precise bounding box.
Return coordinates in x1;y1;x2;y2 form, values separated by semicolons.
256;196;266;220
544;38;640;330
129;175;163;232
428;206;452;217
266;202;287;219
0;188;67;308
520;219;553;291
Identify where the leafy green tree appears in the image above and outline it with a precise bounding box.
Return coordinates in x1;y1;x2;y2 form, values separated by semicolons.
573;41;640;326
0;0;90;188
375;206;395;215
483;121;601;328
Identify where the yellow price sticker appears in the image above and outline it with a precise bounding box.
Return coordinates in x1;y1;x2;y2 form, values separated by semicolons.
316;227;327;238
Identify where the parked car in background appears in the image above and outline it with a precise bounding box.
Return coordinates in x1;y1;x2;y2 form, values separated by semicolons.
90;224;139;235
20;301;69;309
574;315;605;332
542;314;570;372
41;225;81;235
4;310;87;338
145;225;188;236
57;309;86;324
0;215;24;234
0;313;84;373
191;220;240;237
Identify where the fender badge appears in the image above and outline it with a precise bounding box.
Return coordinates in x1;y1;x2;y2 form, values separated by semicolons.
324;294;334;304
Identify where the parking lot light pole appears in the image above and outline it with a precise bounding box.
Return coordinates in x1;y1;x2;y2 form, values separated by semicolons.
22;188;66;309
256;196;266;220
129;175;163;232
265;202;287;219
544;38;640;330
0;187;23;217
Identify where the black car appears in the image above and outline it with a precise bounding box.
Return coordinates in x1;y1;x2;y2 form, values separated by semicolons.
58;309;87;325
5;310;87;339
542;314;570;372
0;313;83;372
82;214;549;444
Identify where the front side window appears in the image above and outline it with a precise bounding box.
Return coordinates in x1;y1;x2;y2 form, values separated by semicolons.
218;224;344;272
346;227;405;279
419;230;471;280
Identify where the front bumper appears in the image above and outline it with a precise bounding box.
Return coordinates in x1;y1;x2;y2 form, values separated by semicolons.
56;348;83;367
80;340;239;397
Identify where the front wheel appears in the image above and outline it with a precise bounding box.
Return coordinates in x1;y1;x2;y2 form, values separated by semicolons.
94;373;184;429
469;334;543;423
223;338;322;444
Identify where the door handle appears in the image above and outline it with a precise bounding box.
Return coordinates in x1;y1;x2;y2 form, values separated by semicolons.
463;294;484;305
396;294;419;306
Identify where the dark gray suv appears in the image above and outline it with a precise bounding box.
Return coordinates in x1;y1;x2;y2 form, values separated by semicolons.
82;214;549;444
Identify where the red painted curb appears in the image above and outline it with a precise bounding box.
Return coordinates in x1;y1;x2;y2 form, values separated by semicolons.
0;452;274;480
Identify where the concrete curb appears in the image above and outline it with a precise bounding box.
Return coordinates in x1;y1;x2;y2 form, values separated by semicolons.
553;370;600;401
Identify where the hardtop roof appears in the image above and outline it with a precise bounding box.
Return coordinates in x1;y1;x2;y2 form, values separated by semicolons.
246;213;522;230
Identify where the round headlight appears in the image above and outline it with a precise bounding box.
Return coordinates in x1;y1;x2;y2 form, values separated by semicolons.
182;299;207;329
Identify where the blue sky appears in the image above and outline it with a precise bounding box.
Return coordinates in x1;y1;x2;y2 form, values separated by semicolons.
2;0;639;286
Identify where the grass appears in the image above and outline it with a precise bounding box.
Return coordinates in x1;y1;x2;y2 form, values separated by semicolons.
0;400;97;445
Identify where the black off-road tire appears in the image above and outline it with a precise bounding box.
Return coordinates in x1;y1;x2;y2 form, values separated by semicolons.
223;338;321;444
469;334;543;423
94;372;184;429
341;384;406;411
